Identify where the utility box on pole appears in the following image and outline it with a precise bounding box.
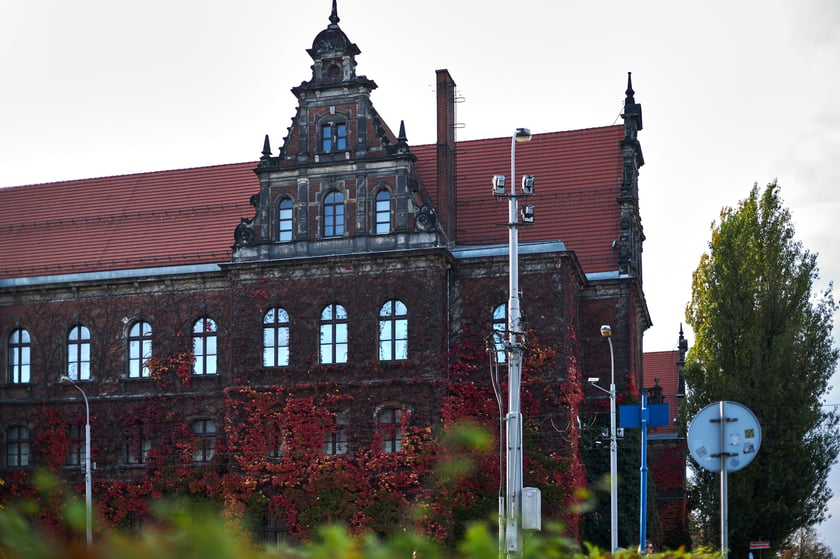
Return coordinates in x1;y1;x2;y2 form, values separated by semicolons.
521;487;542;530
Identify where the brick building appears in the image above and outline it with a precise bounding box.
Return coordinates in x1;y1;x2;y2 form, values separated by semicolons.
0;2;654;544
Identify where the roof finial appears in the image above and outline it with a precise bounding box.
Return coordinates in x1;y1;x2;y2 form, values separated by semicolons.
329;0;340;26
261;134;272;160
398;120;407;143
625;71;635;103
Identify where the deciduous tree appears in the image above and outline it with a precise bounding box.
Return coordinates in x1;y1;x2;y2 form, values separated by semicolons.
682;182;840;557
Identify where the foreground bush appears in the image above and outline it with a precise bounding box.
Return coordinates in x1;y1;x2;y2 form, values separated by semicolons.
0;497;718;559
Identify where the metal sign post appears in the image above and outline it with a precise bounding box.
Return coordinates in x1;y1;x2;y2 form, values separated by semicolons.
620;396;668;554
687;401;762;559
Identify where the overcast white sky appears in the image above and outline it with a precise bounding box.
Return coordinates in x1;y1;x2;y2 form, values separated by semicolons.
2;0;839;552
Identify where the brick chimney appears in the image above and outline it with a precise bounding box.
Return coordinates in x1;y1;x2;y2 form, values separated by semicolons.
435;69;457;245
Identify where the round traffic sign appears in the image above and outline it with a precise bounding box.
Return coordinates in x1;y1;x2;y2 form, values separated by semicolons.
687;401;761;472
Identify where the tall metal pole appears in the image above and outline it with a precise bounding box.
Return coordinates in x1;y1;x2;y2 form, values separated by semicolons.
639;391;648;554
600;326;618;553
720;401;728;559
505;129;526;557
62;377;92;548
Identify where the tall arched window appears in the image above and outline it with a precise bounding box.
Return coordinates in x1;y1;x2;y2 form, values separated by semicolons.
8;328;30;384
128;321;153;378
263;308;290;367
67;325;91;381
192;318;218;375
323;191;345;237
319;303;348;364
379;300;407;361
277;198;293;242
492;304;507;364
374;190;391;234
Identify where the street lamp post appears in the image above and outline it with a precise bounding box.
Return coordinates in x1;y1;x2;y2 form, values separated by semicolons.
61;376;92;548
493;127;534;558
601;325;618;553
588;326;618;552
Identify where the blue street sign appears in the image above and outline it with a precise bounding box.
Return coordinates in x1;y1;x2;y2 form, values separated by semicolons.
619;403;669;428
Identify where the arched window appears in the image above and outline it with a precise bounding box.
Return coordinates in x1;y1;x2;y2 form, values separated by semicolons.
263;308;290;367
277;198;293;242
377;407;404;453
379;300;407;361
319;303;348;364
492;304;507;364
8;328;30;384
67;325;91;381
128;321;153;378
192;318;218;375
374;190;391;234
323;191;345;237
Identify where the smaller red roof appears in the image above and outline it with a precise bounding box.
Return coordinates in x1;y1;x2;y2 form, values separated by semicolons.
643;350;683;434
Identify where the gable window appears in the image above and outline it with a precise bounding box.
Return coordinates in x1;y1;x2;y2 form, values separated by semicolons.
323;191;345;237
492;304;507;364
324;413;348;455
67;325;91;381
192;318;218;376
379;300;408;361
8;328;30;384
128;321;153;378
6;426;30;468
67;424;83;467
321;122;347;152
374;190;391;234
277;198;294;242
377;407;403;453
263;308;290;367
319;303;348;364
192;419;217;463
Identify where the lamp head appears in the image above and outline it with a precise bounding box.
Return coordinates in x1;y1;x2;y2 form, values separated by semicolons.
514;128;532;142
60;375;72;384
587;377;600;383
600;325;612;337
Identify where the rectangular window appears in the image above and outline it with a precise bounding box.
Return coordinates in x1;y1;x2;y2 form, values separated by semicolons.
126;439;152;465
322;125;332;152
378;408;402;453
67;424;83;467
6;426;30;468
192;419;217;463
335;124;347;150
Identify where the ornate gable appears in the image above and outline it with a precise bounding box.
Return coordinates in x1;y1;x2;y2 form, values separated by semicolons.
232;1;440;262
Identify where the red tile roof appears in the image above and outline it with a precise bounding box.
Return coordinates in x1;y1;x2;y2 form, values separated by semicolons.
643;350;682;434
0;126;624;280
0;163;256;279
416;125;625;273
